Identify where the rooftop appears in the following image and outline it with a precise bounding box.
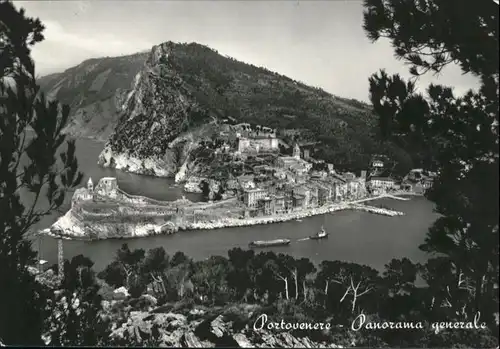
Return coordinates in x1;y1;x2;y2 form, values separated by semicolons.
369;176;395;181
279;156;298;161
239;135;277;140
238;175;254;181
244;188;266;193
101;177;117;181
278;156;310;165
331;173;347;183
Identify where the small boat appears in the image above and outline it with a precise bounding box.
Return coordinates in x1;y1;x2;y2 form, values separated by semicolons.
249;238;291;248
296;219;302;222
309;226;328;240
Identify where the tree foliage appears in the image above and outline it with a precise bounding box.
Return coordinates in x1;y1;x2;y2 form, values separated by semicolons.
0;1;83;345
45;256;110;346
95;245;498;347
363;0;499;322
106;40;410;171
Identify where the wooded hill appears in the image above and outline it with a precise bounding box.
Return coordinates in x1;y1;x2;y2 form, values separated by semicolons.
39;42;412;172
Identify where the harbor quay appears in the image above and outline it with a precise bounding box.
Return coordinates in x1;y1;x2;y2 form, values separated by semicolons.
45;177;405;241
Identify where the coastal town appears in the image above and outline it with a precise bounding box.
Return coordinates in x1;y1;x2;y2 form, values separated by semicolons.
2;0;497;347
183;121;435;213
47;122;434;241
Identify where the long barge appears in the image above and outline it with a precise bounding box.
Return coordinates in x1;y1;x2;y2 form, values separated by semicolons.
249;238;291;248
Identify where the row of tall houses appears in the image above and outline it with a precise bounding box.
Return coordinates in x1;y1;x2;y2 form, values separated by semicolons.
366;169;436;195
241;172;368;216
242;188;267;207
366;176;397;191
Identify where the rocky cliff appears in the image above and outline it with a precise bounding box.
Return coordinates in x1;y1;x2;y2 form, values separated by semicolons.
95;41;382;177
38;41;405;178
37;52;148;141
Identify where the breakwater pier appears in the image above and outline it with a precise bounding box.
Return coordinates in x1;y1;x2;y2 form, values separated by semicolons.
347;204;404;216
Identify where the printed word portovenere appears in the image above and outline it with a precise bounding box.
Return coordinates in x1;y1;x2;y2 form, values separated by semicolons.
253;314;331;331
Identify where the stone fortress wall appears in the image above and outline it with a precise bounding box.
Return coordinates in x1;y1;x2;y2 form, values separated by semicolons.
73;177;185;209
234;123;279;153
238;137;279;153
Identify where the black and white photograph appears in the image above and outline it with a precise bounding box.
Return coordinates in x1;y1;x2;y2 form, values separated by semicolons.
0;0;498;347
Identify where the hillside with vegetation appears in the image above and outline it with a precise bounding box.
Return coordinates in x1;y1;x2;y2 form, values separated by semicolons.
37;52;148;140
38;245;499;347
94;41;410;175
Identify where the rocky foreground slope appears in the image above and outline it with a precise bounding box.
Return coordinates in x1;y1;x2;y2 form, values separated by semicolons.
106;301;344;348
35;269;345;348
38;52;148;141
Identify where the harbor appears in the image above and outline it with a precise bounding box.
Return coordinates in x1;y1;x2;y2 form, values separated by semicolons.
45;182;407;241
25;138;435;273
33;195;437;273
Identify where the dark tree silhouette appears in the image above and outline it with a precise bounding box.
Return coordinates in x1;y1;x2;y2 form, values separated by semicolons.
200;180;210;201
115;243;146;290
227;248;256;301
363;0;499;320
45;256;110;346
170;251;191;267
102;244;498;347
382;258;419;297
141;246;169;275
0;1;83;345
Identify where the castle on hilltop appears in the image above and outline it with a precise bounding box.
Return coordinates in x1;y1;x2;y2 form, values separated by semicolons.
95;177;118;198
235;123;279;154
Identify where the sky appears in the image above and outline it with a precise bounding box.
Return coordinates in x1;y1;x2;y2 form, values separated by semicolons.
14;0;480;102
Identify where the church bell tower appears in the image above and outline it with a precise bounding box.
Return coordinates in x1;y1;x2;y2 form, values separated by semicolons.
293;143;301;159
87;177;94;192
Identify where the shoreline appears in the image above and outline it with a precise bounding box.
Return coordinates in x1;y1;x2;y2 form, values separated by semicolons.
42;193;409;241
179;203;403;232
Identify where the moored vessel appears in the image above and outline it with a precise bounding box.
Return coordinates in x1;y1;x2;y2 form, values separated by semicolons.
249;238;291;248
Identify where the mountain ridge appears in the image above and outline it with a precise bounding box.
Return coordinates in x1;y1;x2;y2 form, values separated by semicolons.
38;41;401;176
37;51;149;141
